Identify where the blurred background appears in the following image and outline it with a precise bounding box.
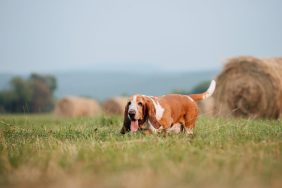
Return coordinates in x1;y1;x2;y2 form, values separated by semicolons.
0;0;282;114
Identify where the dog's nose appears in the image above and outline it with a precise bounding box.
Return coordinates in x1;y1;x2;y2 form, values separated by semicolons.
128;109;136;119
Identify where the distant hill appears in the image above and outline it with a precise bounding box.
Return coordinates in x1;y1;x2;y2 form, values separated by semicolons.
0;70;219;101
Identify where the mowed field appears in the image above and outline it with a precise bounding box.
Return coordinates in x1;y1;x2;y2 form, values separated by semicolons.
0;115;281;188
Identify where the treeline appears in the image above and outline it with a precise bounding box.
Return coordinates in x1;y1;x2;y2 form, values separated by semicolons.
0;74;57;113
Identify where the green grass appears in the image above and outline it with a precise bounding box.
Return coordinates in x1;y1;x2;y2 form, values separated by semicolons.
0;114;281;188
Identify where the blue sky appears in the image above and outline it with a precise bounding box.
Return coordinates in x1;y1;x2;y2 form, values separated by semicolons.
0;0;282;73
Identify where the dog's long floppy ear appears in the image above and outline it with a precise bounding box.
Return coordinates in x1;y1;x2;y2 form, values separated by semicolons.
144;97;162;129
120;102;130;134
139;98;149;126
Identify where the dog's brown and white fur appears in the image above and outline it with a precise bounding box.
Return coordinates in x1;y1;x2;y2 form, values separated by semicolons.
120;80;216;135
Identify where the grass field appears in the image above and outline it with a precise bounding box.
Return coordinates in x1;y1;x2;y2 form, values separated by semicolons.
0;115;281;188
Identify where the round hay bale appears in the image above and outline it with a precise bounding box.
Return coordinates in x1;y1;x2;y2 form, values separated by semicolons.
213;56;282;119
54;96;101;117
102;96;128;115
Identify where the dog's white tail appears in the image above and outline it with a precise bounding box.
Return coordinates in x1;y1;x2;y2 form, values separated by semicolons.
190;80;216;102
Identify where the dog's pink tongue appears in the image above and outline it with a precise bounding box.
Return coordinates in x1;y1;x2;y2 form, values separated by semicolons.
130;121;139;132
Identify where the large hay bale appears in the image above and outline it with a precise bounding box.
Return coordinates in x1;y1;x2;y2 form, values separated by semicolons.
54;96;101;117
102;97;128;115
213;56;282;119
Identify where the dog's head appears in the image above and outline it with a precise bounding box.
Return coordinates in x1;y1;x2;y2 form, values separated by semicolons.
120;95;156;134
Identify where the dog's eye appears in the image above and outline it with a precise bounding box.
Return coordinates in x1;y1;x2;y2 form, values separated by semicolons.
138;102;143;107
128;101;131;106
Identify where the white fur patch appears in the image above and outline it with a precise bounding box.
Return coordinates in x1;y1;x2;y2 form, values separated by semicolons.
148;97;164;121
186;96;194;102
185;127;193;135
203;80;216;99
128;95;137;112
167;123;182;133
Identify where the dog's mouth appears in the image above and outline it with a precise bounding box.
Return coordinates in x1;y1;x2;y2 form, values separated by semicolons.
130;120;139;132
129;118;144;132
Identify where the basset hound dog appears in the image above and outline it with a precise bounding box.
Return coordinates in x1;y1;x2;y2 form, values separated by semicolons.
120;80;216;135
